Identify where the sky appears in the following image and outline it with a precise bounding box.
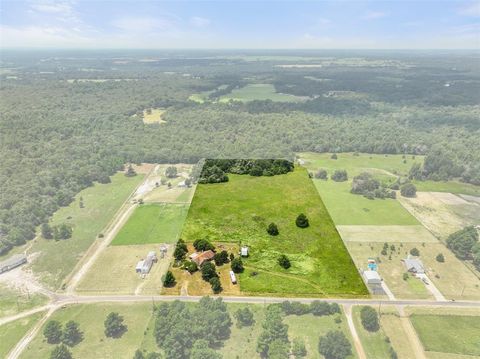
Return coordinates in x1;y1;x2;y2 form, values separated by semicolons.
0;0;479;49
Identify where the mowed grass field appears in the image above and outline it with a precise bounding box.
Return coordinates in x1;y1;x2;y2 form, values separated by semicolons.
0;311;45;358
410;314;480;357
298;152;420;225
20;303;154;359
111;203;189;245
28;172;144;289
0;285;48;317
181;167;368;297
219;84;305;103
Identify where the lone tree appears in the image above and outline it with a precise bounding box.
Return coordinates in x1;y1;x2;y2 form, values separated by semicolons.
410;247;420;256
315;169;328;180
267;222;279;236
278;255;291;269
163;270;176;287
201;262;218;281
50;344;72;359
231;257;244;273
436;253;445;262
296;213;309;228
104;312;127;338
174;239;188;260
400;183;417;198
41;223;53;239
331;170;348;182
209;276;222;294
165;166;177;178
360;306;380;332
214;250;229;266
318;330;352;359
62;320;83;347
125;164;137;177
44;320;63;344
234;307;255;328
193;238;215;251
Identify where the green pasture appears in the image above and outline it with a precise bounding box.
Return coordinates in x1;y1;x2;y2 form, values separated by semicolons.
181;166;368;296
111;203;189;245
0;312;46;358
219;84;305;103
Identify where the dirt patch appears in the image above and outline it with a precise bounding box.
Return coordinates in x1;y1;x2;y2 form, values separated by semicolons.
130;163;156;174
431;192;469;205
337;225;437;243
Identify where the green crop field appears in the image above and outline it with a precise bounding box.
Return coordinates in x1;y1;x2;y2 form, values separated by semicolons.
28;172;144;289
219;84;305;102
0;312;46;358
20;303;153;359
111;203;189;245
410;314;480;356
181;166;368;297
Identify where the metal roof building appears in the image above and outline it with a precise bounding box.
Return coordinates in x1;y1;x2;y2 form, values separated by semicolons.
403;258;425;274
0;254;27;274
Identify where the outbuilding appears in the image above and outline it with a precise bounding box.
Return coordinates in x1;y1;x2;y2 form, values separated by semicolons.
363;270;381;284
402;258;425;274
229;270;237;284
240;246;249;257
0;254;27;274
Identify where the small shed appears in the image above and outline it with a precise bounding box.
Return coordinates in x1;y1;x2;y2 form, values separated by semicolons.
177;181;187;188
363;270;381;284
0;254;27;274
240;246;249;257
229;270;237;284
403;258;425;274
159;244;168;258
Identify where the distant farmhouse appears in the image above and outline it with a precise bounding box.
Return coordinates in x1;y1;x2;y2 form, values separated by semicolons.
190;250;215;266
0;254;27;274
136;251;157;274
402;257;425;274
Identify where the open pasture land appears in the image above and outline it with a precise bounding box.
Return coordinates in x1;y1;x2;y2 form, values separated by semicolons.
27;172;144;289
111;203;189;246
398;192;480;240
0;285;48;317
414;180;480;197
20;303;154;359
76;243;173;294
410;313;480;357
219;84;306;102
181;166;368;297
0;311;46;358
298;152;420;225
346;241;480;300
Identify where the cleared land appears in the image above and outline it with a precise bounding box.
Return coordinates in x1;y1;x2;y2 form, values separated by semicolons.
398;192;480;241
219;84;306;102
27;172;144;289
378;308;418;359
0;311;45;358
337;225;437;243
352;306;394;359
299;152;420;225
76;244;173;295
410;314;480;357
141;108;166;124
20;303;153;359
0;285;48;317
180;167;368;297
111;203;189;246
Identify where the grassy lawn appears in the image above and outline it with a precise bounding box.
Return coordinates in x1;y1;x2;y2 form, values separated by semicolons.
378;309;418;359
76;244;173;295
410;314;480;356
0;311;46;358
181;167;368;297
285;312;357;359
0;285;49;317
27;172;144;289
20;303;154;359
352;306;392;359
219;84;305;102
111;203;189;245
414;180;480;196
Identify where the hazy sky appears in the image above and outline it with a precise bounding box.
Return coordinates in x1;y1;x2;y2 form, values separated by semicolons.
0;0;479;49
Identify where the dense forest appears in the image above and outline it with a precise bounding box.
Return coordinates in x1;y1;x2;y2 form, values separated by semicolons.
0;50;479;254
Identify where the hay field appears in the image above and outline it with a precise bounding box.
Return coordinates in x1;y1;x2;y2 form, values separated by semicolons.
219;84;305;102
337;225;437;243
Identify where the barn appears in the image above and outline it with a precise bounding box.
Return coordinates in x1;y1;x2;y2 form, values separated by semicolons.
0;254;27;274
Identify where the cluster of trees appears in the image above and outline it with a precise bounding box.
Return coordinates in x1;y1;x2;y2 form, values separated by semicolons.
41;223;73;241
280;301;341;317
331;170;348;182
198;159;294;184
446;226;480;271
400;183;417;198
360;306;379;332
153;297;232;359
350;172;396;200
43;320;83;359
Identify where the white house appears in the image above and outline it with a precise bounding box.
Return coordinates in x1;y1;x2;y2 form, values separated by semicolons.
403;258;425;274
